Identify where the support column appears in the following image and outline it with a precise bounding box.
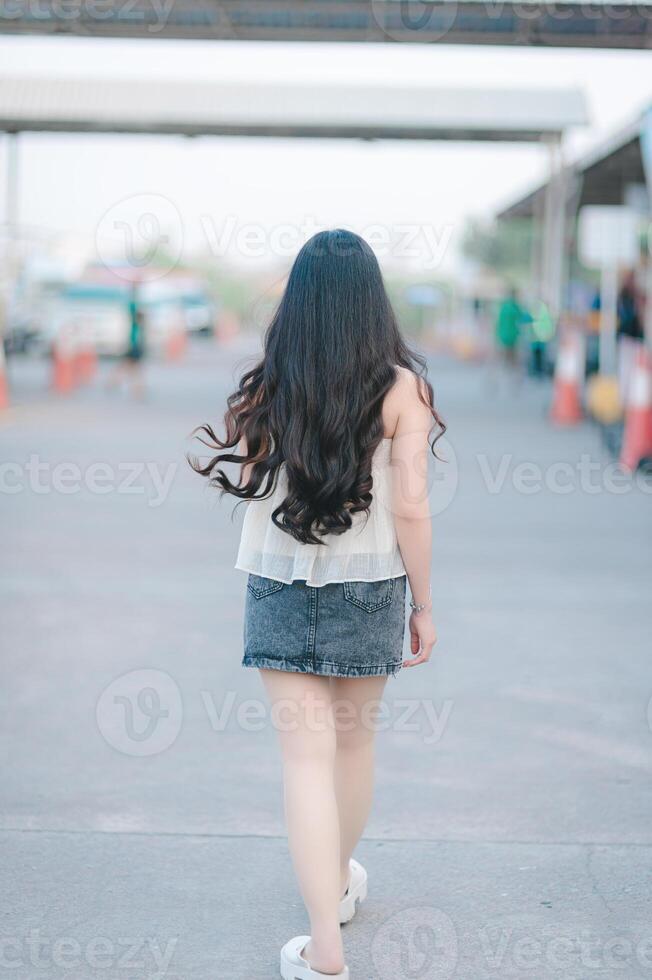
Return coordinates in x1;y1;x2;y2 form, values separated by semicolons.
2;131;20;342
5;131;19;238
541;134;566;323
0;132;19;408
639;107;652;347
598;265;618;375
531;180;545;306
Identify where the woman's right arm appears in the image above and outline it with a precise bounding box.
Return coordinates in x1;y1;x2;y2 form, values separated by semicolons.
390;370;438;668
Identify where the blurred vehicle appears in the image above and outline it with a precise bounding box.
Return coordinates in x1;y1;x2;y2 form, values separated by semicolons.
3;260;217;361
45;284;131;356
183;296;215;335
141;276;217;337
3;315;41;355
142;300;186;353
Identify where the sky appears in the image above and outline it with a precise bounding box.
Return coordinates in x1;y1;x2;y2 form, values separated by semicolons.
1;35;652;276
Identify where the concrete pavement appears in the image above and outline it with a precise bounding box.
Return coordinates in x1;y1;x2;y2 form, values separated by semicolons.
1;339;651;979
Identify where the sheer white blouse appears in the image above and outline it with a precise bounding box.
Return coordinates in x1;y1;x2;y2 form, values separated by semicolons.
235;438;405;587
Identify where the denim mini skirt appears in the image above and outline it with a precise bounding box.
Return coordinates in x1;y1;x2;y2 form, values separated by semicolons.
242;574;407;677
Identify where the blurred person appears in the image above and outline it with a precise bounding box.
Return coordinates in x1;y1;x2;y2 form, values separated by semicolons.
616;270;644;404
527;299;554;378
495;286;527;370
489;286;528;393
191;230;443;980
471;294;493;358
106;285;146;398
584;287;602;376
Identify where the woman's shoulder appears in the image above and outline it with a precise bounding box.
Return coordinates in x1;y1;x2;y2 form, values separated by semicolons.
393;364;425;391
382;365;430;437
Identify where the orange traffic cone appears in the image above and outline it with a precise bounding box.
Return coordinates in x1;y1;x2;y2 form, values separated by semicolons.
82;346;97;383
165;326;187;361
75;334;97;384
620;347;652;472
0;345;9;409
52;326;77;394
550;332;584;425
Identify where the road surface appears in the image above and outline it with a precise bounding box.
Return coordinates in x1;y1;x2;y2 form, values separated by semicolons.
2;339;651;979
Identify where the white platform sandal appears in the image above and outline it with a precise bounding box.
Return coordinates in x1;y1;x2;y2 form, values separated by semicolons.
280;937;349;980
339;859;368;925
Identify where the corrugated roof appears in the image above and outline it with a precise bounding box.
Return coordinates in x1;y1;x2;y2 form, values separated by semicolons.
0;76;588;141
498;113;647;218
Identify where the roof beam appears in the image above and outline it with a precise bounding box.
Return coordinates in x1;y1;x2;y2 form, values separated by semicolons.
1;0;651;49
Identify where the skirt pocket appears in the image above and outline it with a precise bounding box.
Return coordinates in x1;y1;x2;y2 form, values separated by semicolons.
247;574;285;599
343;578;395;613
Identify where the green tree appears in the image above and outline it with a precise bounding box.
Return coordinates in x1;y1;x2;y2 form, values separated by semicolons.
461;218;535;285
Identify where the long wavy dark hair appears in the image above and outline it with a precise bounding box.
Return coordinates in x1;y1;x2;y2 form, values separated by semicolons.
190;229;445;545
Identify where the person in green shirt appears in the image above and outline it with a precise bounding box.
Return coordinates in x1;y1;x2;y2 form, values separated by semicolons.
495;287;528;367
106;284;147;398
527;299;555;377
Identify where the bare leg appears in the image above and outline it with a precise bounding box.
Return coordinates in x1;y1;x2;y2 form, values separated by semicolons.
126;361;146;399
260;669;344;975
105;360;145;398
330;675;388;894
105;360;128;390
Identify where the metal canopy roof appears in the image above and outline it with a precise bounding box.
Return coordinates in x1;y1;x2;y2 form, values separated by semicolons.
0;76;588;141
498;116;647;218
1;0;651;49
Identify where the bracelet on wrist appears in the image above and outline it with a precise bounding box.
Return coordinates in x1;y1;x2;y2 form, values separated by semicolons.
409;587;432;615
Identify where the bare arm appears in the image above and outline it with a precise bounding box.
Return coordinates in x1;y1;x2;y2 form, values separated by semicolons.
390;371;438;667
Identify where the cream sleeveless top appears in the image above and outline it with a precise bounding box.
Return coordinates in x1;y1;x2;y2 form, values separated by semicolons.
235;438;405;587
